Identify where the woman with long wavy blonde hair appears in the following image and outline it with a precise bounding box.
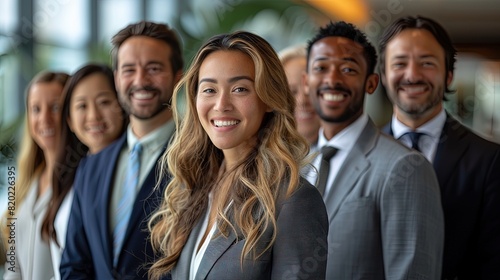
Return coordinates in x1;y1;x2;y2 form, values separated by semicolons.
149;31;328;280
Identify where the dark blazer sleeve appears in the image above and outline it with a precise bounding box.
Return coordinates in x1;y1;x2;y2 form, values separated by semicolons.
272;179;329;280
420;116;500;278
474;139;500;278
60;157;95;279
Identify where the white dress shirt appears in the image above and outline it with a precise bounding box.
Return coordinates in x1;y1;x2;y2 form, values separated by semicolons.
305;114;368;198
110;120;175;233
391;108;446;163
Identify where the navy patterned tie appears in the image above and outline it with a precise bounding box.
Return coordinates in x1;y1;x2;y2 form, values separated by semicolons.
406;132;424;152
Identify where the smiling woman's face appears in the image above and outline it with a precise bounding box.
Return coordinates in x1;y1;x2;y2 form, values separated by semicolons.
196;50;270;163
68;73;124;154
28;81;64;154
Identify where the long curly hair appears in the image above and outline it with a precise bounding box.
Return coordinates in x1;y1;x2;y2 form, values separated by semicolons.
148;31;310;279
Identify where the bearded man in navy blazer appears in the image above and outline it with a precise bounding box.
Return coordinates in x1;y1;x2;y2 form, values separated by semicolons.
379;16;500;279
60;21;183;279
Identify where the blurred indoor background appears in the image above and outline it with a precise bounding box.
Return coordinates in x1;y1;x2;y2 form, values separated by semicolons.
1;0;500;206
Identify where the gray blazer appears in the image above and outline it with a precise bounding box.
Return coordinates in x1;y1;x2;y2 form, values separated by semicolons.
171;178;329;280
324;119;444;279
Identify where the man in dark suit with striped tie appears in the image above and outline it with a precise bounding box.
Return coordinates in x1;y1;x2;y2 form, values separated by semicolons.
379;15;500;279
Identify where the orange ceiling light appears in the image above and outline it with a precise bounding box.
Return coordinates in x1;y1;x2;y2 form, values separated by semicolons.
303;0;370;26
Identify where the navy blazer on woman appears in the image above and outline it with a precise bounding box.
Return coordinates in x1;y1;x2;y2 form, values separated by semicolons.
383;114;500;279
60;133;169;280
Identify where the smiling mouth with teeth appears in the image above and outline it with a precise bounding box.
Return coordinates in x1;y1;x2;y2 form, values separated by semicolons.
132;92;155;100
322;93;346;102
401;86;427;95
40;128;55;137
213;120;240;127
87;125;105;133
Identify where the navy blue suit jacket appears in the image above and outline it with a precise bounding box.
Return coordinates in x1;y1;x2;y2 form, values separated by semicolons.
60;133;170;279
383;114;500;279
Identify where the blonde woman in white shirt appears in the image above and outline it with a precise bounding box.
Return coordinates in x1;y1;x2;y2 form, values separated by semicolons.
2;71;69;280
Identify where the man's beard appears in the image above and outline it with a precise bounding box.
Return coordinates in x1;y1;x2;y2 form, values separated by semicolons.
119;86;171;120
393;89;442;119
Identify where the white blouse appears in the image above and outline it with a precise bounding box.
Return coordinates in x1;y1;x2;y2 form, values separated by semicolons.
49;188;74;280
189;194;215;280
3;177;54;280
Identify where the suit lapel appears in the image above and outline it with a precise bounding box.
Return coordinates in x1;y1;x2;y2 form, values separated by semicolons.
384;114;470;189
323;120;376;221
173;209;208;279
101;134;127;263
433;115;469;187
195;230;237;280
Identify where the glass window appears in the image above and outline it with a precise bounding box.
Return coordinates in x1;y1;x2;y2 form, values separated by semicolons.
99;0;142;45
35;44;88;73
34;0;89;47
147;0;178;23
0;0;18;34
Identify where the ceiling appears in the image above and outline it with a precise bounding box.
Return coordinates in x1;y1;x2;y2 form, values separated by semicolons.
305;0;500;58
367;0;500;45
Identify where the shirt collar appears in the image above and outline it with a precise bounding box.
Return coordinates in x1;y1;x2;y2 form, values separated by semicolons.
317;113;369;151
392;108;446;140
126;119;175;152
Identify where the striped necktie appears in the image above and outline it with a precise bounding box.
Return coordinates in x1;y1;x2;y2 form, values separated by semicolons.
113;142;142;265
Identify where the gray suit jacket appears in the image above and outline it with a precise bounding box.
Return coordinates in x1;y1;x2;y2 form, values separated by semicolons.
324;119;444;279
172;178;329;280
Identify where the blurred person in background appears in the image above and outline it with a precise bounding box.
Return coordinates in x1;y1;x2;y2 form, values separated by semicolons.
279;44;321;148
2;71;69;280
40;63;127;280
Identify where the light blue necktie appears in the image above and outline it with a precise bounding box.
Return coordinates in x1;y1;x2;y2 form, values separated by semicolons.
113;142;142;266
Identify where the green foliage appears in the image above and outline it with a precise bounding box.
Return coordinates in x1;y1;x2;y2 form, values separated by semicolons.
0;116;22;165
172;0;322;69
88;41;114;67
